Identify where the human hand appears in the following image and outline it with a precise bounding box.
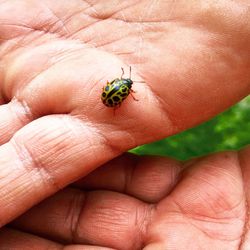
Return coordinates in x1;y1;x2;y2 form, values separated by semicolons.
0;0;249;248
2;148;250;249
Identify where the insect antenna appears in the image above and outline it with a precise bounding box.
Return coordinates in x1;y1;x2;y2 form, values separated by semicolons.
120;67;125;78
133;80;145;83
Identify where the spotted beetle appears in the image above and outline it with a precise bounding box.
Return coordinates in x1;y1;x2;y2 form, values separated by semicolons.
101;67;139;108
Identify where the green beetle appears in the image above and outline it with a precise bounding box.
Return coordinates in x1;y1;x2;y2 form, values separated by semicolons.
101;67;138;108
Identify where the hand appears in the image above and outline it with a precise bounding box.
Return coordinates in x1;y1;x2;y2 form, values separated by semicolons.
2;149;250;249
0;0;249;248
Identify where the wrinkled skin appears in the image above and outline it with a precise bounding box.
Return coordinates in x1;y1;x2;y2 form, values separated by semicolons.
0;0;249;249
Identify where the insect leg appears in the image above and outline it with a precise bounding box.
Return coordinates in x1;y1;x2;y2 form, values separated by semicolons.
130;92;139;101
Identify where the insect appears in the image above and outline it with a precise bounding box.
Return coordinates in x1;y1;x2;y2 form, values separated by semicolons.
101;67;140;108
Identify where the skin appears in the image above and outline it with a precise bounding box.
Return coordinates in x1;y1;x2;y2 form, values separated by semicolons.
0;0;249;249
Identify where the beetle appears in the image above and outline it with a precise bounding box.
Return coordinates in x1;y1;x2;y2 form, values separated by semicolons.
101;67;139;108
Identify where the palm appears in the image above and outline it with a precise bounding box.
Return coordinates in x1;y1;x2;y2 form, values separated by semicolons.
0;0;249;249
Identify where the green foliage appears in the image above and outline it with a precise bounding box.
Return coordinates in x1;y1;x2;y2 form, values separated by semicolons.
131;96;250;160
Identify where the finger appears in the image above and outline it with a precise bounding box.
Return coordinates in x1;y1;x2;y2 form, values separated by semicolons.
0;229;115;250
12;187;150;250
0;228;113;250
74;153;182;203
0;228;61;249
0;114;115;226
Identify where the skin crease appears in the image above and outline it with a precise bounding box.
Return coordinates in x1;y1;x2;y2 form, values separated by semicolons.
0;0;249;249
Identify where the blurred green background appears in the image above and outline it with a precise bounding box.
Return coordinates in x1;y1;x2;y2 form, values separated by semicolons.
131;96;250;161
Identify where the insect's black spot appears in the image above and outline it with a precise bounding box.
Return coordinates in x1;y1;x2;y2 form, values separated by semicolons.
107;86;120;98
113;96;120;102
116;91;122;95
105;86;110;91
122;88;127;92
102;92;106;97
120;93;127;97
108;99;113;105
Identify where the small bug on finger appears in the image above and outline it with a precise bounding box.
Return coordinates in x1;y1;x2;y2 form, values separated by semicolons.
101;66;143;108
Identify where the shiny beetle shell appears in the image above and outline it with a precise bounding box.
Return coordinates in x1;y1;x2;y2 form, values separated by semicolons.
101;78;133;107
101;67;139;108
